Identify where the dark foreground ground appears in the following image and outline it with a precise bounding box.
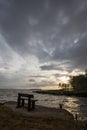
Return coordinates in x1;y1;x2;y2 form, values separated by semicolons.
0;102;87;130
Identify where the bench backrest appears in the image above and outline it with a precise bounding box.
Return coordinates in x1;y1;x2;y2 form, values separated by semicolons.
18;93;34;98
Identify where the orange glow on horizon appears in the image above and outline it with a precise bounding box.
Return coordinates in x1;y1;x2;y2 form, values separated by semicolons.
41;86;62;90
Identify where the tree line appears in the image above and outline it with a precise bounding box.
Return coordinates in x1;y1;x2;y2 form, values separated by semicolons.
59;70;87;91
70;70;87;90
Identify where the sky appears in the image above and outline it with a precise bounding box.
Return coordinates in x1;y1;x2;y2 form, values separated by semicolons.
0;0;87;89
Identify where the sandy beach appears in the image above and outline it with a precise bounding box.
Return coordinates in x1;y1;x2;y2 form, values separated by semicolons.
4;101;74;120
0;102;86;130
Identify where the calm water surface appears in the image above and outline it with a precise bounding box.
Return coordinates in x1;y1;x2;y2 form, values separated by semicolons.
0;89;87;120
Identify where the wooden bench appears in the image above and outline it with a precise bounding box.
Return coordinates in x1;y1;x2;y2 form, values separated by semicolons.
16;93;38;111
19;97;28;107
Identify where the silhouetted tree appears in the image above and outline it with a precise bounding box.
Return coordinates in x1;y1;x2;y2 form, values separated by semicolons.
70;70;87;90
59;83;62;87
85;69;87;77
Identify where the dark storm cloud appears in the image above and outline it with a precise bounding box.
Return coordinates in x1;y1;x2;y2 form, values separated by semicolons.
68;36;87;69
40;61;72;71
40;64;56;71
40;64;63;71
29;75;47;78
0;0;47;55
54;73;69;78
0;0;87;72
52;33;87;70
29;79;35;82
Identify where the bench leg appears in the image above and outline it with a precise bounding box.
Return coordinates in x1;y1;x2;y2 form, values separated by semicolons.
16;94;21;108
32;101;35;109
21;99;25;107
28;99;32;111
16;99;25;108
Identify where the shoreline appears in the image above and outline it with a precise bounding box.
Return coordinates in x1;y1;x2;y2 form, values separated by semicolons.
3;101;74;120
34;90;87;97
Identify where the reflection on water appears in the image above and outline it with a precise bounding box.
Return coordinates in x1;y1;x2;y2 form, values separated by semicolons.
34;93;87;120
64;97;87;120
63;97;81;119
64;97;80;112
34;92;87;120
0;89;87;120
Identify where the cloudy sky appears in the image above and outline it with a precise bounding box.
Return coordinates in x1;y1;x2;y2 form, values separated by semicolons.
0;0;87;89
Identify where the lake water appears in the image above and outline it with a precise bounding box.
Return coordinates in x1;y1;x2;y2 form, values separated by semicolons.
0;89;87;120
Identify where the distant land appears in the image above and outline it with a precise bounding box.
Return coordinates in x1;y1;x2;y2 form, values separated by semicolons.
34;89;87;97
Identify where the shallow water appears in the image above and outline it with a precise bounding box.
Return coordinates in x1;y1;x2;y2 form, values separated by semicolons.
0;89;87;120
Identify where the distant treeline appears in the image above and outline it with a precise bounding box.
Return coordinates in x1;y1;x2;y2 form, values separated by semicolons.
70;70;87;90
